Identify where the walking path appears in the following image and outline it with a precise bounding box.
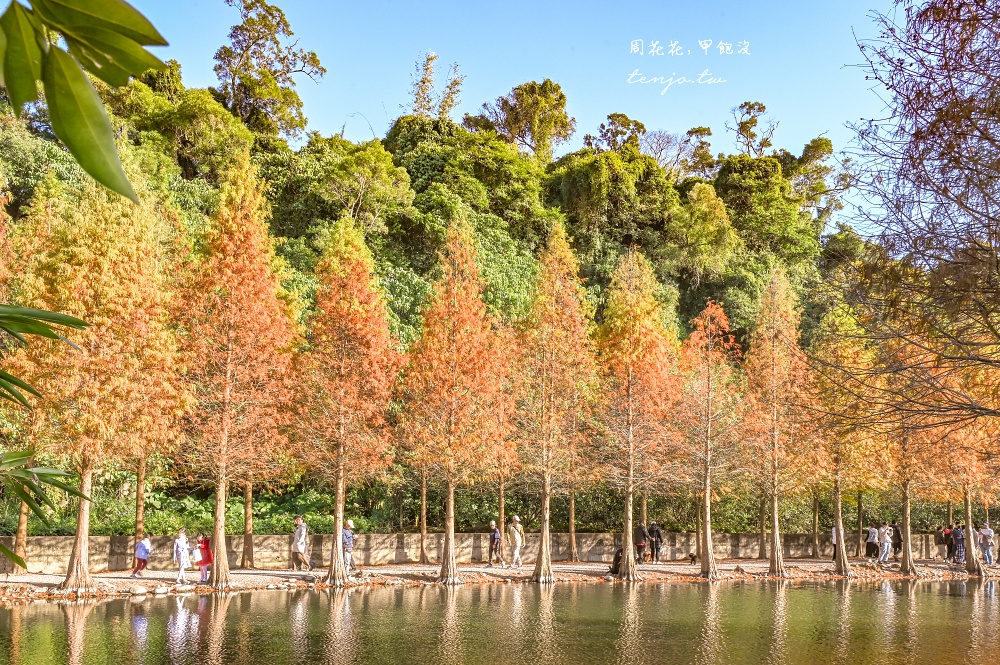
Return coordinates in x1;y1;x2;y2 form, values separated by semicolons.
0;557;985;605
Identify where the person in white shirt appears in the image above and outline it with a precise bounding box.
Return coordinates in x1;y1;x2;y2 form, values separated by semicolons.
173;528;192;583
291;515;313;571
877;522;892;563
865;524;880;560
507;515;525;569
831;525;839;562
979;521;995;565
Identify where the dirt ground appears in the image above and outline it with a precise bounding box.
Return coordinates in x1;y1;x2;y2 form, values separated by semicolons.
0;555;985;605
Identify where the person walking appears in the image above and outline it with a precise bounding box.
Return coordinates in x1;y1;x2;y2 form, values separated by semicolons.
891;520;903;561
487;520;506;568
173;528;192;584
291;515;313;572
953;524;966;564
979;521;995;566
648;521;664;564
634;521;650;564
343;519;357;572
196;533;214;583
507;515;525;570
865;523;880;560
131;533;152;578
878;522;892;564
831;525;839;562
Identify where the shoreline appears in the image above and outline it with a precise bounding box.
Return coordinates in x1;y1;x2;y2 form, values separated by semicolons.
0;558;988;606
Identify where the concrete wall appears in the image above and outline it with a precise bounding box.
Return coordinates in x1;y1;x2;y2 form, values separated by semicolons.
0;532;941;575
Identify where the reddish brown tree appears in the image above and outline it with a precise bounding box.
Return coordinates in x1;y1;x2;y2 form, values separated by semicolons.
743;267;816;577
597;250;679;581
183;155;297;589
294;215;398;586
675;301;742;580
518;222;597;582
400;219;512;584
4;177;186;591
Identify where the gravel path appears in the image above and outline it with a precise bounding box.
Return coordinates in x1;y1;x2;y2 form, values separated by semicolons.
0;557;982;605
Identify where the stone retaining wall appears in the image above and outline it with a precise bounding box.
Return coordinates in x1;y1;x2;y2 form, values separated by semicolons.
0;532;940;575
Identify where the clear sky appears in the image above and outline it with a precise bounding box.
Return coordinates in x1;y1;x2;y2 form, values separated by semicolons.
130;0;893;160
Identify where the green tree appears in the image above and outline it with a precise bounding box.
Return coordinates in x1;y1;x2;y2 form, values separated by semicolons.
584;113;646;153
406;51;464;120
213;0;325;138
463;79;576;162
727;101;778;157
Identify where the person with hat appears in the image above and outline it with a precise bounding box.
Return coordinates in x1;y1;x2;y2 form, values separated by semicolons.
342;519;357;572
979;521;995;565
487;520;506;568
507;515;525;570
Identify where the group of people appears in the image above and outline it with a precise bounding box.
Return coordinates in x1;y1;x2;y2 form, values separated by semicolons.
131;529;214;583
864;521;904;564
487;515;526;569
632;521;665;563
935;522;995;565
291;514;359;574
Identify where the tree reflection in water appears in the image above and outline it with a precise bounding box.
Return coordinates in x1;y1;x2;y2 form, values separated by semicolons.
694;583;722;665
60;600;95;665
323;590;353;665
767;581;788;665
834;579;852;664
614;584;642;665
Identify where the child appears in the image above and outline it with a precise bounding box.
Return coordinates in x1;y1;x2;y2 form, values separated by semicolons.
196;533;214;583
131;533;152;578
173;528;192;583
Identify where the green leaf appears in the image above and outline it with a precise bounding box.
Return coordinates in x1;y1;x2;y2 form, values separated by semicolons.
30;0;167;46
0;1;43;113
41;47;137;202
0;376;32;408
0;305;89;330
0;18;7;87
0;542;26;570
64;26;165;87
3;479;47;524
0;451;33;470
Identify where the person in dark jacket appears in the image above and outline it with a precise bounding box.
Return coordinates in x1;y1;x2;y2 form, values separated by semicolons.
648;521;664;564
891;520;903;560
634;522;650;564
487;520;506;568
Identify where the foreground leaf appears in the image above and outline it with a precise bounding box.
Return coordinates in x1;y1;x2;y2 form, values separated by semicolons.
41;47;137;202
30;0;167;46
0;2;43;112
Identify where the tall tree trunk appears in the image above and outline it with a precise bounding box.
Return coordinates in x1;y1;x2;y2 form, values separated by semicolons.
769;492;787;577
640;492;648;526
60;461;96;592
620;473;638;580
240;482;254;569
695;494;703;559
701;467;718;579
419;470;428;564
811;493;820;559
134;456;146;569
964;486;983;576
855;491;864;557
758;496;768;559
568;481;578;562
12;500;29;574
946;500;953;525
498;477;506;544
327;438;348;587
209;477;232;588
900;479;915;575
438;476;460;584
833;475;852;576
531;472;554;582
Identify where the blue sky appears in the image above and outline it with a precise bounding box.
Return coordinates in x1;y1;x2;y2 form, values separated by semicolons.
131;0;893;160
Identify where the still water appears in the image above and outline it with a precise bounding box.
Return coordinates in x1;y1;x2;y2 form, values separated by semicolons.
1;579;998;664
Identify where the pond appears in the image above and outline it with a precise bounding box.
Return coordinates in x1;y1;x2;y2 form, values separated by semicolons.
1;579;997;664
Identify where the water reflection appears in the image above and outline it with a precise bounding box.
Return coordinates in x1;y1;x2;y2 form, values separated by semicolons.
2;580;1000;664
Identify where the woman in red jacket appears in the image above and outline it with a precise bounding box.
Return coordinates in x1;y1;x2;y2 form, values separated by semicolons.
196;533;214;583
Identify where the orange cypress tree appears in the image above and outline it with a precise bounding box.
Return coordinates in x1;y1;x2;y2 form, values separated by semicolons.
183;154;297;589
518;222;597;583
5;176;186;591
293;215;398;586
743;267;815;577
675;301;742;580
400;218;512;584
598;250;679;582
